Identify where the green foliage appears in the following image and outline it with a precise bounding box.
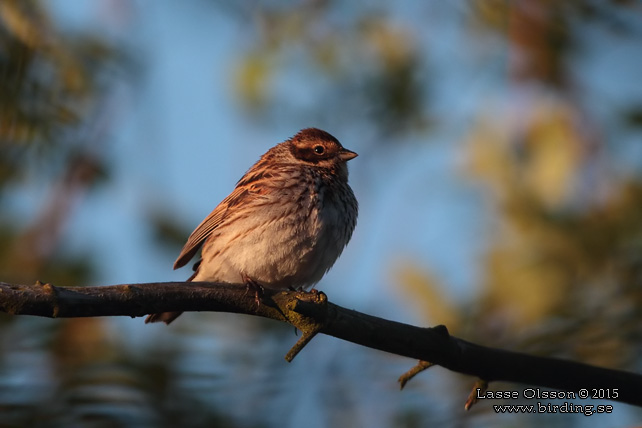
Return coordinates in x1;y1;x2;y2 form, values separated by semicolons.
233;5;430;135
396;2;642;375
0;0;126;285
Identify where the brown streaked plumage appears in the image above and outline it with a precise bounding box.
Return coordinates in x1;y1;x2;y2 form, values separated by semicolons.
146;128;358;324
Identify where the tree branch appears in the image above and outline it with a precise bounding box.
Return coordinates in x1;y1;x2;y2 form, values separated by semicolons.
1;281;640;408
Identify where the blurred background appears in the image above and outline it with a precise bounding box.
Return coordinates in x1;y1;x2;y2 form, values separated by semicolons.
1;0;641;427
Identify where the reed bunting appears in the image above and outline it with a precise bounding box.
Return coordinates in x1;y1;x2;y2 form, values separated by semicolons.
146;128;358;324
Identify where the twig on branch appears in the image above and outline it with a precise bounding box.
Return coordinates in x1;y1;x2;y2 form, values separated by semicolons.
398;360;435;390
0;281;641;408
283;290;327;362
465;379;489;411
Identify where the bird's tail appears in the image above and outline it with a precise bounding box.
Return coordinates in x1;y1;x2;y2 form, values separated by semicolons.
145;311;183;325
145;267;199;325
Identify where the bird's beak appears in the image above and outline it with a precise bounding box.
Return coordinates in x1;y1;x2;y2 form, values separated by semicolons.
339;148;358;161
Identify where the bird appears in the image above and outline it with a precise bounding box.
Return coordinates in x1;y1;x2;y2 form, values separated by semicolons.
145;128;358;324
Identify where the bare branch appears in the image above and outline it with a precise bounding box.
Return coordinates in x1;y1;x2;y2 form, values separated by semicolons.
1;281;641;408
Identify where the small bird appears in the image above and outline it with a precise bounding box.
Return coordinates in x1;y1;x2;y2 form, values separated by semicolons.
146;128;358;324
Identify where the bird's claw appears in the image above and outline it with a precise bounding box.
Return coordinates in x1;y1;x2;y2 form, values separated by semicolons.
243;276;265;308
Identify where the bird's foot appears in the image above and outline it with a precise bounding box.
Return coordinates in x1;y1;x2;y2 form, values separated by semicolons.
243;275;264;308
287;286;320;294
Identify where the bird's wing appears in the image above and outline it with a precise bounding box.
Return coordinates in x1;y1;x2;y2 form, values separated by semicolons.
173;185;251;270
172;157;289;270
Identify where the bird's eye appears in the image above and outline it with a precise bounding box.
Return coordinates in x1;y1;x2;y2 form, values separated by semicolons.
313;145;325;155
